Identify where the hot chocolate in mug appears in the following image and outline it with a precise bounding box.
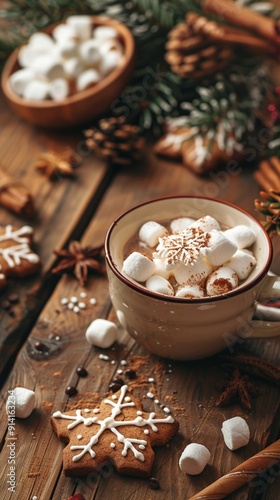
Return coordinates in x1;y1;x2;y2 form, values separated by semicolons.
105;196;280;360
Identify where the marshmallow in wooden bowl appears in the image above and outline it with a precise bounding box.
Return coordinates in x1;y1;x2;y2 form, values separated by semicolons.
7;15;125;102
6;387;36;419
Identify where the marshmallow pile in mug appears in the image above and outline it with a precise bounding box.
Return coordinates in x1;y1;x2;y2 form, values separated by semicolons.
122;215;257;298
8;16;124;101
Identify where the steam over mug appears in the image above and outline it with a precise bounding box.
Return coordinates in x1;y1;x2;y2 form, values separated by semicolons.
105;196;280;360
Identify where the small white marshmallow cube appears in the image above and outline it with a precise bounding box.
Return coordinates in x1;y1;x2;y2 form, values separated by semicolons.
122;251;155;282
189;215;221;233
31;55;65;80
170;217;196;233
93;26;119;41
22;79;50;101
79;39;101;65
175;284;204;298
52;23;79;43
202;230;238;266
63;57;85;79
224;249;256;280
49;78;69;101
56;39;79;59
99;51;123;77
173;257;212;285
206;267;238;296
179;443;210;475
224;225;256;249
8;68;36;96
66;15;92;40
100;39;124;56
153;257;172;279
18;44;44;68
145;275;174;296
139;221;168;248
76;69;102;91
29;32;55;50
6;387;35;419
85;318;118;348
221;416;250;450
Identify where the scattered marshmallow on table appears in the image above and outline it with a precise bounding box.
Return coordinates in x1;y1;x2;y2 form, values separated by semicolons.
224;225;256;249
85;318;118;348
6;387;35;419
221;416;250;450
138;221;168;248
146;275;174;296
179;443;211;475
122;251;155;282
206;267;238;296
202;230;237;267
224;249;256;280
170;217;196;233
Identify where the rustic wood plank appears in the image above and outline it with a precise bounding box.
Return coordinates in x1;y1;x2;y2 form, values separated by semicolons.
0;144;279;500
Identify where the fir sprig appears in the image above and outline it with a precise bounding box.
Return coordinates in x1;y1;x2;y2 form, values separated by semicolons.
255;190;280;237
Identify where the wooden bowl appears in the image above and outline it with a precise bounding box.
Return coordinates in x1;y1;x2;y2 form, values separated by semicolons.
1;17;135;129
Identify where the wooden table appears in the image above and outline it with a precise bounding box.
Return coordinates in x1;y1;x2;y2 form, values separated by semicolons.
0;91;279;500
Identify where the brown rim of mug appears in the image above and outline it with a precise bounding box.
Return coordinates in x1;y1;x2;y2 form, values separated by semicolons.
104;195;273;303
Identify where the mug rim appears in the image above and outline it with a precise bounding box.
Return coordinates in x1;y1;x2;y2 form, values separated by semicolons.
105;195;273;303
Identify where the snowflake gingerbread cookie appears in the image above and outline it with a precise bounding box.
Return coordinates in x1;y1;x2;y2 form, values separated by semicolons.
0;224;41;289
51;385;179;477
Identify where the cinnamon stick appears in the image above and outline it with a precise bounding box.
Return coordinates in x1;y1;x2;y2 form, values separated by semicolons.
0;164;35;217
203;0;278;45
254;157;280;191
190;439;280;499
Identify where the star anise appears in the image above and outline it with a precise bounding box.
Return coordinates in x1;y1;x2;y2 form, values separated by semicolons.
51;241;105;287
215;368;261;411
35;148;82;181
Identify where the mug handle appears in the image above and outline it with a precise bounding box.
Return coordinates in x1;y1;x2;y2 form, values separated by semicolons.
246;276;280;339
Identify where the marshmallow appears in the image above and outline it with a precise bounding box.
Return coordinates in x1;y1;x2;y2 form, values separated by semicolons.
173;256;212;285
146;275;174;296
8;68;36;96
99;50;123;77
63;57;85;79
29;32;55;50
76;69;102;91
175;284;204;298
206;267;238;296
18;44;45;68
85;318;118;348
122;252;155;282
179;443;210;475
189;215;220;233
22;79;49;101
221;416;250;450
56;39;78;59
66;15;92;40
153;257;172;279
52;23;79;43
6;387;35;419
79;39;101;65
31;55;65;80
93;26;119;41
100;39;124;56
224;225;256;249
170;217;196;233
48;78;69;101
202;230;238;266
224;249;256;280
139;221;168;248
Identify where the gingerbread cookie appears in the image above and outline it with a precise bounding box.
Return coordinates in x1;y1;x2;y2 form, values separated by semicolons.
0;225;41;284
51;385;179;478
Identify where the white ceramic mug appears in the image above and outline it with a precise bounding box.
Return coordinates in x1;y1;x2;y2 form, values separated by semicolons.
105;196;280;360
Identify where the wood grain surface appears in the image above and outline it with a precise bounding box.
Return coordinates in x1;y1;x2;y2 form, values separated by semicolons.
0;80;279;500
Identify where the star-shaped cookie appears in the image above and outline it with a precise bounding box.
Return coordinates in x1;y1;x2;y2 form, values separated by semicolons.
51;385;179;477
0;225;41;287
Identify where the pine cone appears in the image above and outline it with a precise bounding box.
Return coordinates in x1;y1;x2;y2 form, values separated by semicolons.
165;13;232;80
84;117;145;166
